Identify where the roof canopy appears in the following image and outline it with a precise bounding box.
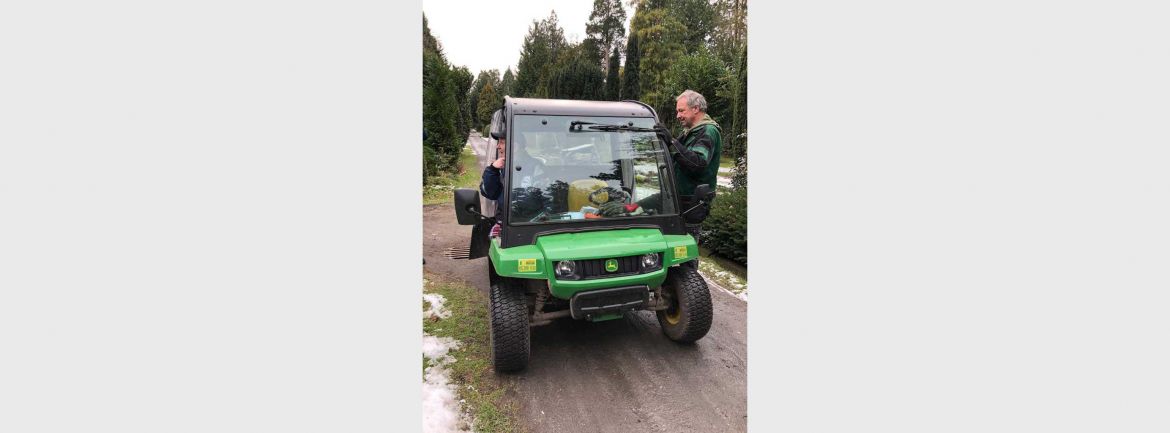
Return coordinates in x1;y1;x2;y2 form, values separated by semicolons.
507;97;656;118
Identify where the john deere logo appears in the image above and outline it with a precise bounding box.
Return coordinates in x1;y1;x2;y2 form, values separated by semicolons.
605;259;618;272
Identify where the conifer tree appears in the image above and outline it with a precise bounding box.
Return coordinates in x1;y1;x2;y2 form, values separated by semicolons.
421;15;462;181
629;4;685;117
498;68;516;100
585;0;627;73
476;82;498;129
450;66;473;143
606;48;622;100
620;33;641;101
515;12;566;97
730;44;747;188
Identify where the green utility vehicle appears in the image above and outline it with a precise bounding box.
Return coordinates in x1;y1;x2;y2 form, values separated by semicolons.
453;97;715;372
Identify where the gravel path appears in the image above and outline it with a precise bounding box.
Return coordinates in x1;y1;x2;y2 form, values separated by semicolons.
423;203;747;433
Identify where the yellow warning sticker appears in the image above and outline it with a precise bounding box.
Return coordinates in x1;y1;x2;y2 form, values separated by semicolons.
674;246;688;258
518;259;537;273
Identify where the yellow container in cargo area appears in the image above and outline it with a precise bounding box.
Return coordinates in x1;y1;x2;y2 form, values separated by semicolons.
568;179;608;211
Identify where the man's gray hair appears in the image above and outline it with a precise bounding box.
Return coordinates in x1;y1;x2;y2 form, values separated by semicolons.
677;89;707;112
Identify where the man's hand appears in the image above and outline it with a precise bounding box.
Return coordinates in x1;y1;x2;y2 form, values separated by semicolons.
653;123;672;141
491;157;505;169
653;123;681;153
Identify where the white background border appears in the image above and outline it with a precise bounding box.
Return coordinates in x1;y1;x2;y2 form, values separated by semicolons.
2;1;1168;432
755;0;1169;431
2;1;418;431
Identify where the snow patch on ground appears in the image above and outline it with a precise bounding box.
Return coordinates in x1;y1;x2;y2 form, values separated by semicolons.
422;278;471;433
716;166;733;187
698;265;748;302
422;334;472;433
423;293;451;320
701;272;747;302
423;334;459;364
724;285;748;302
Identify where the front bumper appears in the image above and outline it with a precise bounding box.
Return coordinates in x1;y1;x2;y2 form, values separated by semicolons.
550;267;667;299
569;285;650;320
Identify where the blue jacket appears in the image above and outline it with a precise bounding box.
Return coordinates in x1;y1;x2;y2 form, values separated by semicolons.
480;165;504;225
480;165;503;200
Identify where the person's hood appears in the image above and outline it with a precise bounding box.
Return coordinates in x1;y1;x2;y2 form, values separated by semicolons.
686;113;720;135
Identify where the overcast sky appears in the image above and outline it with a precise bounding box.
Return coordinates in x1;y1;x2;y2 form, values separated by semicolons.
423;0;634;77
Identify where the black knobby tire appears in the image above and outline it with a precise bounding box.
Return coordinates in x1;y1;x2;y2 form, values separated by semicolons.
489;279;530;372
656;265;713;343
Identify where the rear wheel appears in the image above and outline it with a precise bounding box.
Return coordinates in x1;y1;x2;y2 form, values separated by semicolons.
656;265;713;343
489;279;530;372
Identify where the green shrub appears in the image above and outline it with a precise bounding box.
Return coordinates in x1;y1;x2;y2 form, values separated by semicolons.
701;186;746;266
661;48;732;131
423;145;444;182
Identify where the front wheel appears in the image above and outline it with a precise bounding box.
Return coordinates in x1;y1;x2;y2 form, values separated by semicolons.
656;266;713;343
489;280;530;372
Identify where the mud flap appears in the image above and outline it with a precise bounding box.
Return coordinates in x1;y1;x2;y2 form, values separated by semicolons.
467;217;493;259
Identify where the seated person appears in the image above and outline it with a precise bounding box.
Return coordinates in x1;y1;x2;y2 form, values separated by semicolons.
483;135;555;224
509;135;545;190
480;137;505;237
507;137;557;221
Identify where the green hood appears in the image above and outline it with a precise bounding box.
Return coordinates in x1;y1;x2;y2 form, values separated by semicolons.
487;228;700;299
686;113;720;135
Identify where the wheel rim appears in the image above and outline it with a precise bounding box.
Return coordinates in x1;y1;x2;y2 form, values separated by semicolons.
663;288;681;325
664;308;681;325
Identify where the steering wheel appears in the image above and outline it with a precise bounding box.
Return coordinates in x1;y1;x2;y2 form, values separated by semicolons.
588;187;630;206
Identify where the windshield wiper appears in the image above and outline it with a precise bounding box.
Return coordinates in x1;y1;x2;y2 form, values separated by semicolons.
568;121;656;133
589;124;656;132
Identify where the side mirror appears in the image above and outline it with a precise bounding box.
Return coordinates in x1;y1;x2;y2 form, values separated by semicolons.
454;188;485;225
693;184;715;203
488;109;505;140
681;184;716;222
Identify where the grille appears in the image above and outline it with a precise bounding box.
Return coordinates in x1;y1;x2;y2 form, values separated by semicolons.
575;254;658;280
442;246;469;259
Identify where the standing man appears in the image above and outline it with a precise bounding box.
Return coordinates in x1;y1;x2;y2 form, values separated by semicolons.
653;89;722;240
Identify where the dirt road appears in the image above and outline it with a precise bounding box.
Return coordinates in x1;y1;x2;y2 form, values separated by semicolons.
423;203;747;433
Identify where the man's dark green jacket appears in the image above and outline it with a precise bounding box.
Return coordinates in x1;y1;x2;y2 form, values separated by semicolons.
671;113;722;197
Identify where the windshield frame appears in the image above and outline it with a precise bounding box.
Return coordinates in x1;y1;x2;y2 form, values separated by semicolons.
496;106;689;248
502;114;680;227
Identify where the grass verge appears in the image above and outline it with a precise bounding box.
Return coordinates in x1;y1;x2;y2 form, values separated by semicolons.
423;271;524;433
424;145;481;206
719;154;734;170
698;245;748;298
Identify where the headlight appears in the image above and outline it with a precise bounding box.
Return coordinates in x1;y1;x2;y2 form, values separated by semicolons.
641;253;660;270
555;260;577;279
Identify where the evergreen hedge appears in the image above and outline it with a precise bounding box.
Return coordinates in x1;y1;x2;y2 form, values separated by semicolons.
701;187;747;266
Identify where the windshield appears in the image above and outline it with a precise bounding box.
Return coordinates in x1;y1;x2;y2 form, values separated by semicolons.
507;115;676;224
